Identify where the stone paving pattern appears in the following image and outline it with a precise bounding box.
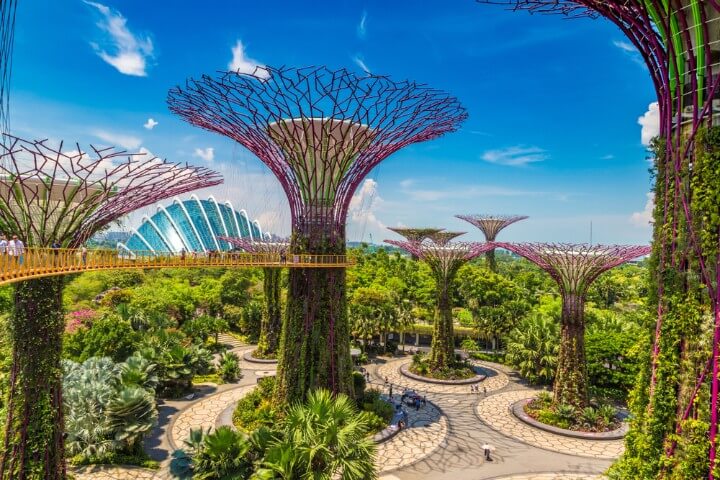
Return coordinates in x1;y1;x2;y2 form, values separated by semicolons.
475;390;624;460
169;384;255;449
376;358;509;394
73;465;168;480
488;474;606;480
376;400;448;473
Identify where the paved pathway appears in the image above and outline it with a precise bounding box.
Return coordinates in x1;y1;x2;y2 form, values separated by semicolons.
475;390;623;460
376;357;509;395
487;474;605;480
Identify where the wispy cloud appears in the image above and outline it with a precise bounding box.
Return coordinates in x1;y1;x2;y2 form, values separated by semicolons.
143;118;158;130
638;102;659;146
601;154;614;160
84;1;154;76
347;178;385;241
613;40;644;67
630;192;654;227
228;40;269;78
92;129;142;149
481;146;548;166
357;11;367;39
402;184;544;202
352;54;371;74
193;147;214;162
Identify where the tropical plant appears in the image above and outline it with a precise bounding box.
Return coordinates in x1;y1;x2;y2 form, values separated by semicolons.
505;313;559;384
105;386;158;453
219;352;242;383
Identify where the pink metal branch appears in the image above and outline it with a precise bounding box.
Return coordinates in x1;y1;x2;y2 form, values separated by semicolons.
387;227;444;243
0;135;222;247
455;214;528;241
218;235;289;254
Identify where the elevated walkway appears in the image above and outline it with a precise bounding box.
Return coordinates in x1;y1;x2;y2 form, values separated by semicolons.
0;248;354;286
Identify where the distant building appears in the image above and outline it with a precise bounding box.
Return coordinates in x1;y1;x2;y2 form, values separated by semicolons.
118;195;267;254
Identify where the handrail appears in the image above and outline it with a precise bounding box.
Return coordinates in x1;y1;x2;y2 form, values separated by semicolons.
0;248;355;286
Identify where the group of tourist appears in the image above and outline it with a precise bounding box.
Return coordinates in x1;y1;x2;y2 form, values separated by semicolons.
0;234;25;264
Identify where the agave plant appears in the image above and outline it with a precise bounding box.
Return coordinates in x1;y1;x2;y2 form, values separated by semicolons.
120;351;159;393
106;386;158;452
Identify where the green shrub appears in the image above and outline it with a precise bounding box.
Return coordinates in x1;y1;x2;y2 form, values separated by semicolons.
64;316;140;362
232;377;278;431
352;371;367;402
598;404;617;425
580;407;600;428
218;352;241;383
556;403;576;423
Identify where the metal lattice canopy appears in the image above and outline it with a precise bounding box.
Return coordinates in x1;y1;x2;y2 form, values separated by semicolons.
494;242;651;296
387;227;445;243
218;235;289;254
425;231;466;247
0;136;222;247
385;238;494;277
455;214;528;241
168;66;467;231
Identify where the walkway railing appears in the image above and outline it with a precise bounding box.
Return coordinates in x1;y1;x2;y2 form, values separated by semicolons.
0;248;354;286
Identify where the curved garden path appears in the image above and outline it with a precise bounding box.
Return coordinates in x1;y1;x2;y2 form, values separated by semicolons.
74;346;618;480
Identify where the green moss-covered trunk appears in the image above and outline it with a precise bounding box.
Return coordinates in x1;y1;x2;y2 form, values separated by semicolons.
553;293;588;408
485;249;497;273
257;267;281;357
429;281;454;369
0;277;66;480
274;228;352;404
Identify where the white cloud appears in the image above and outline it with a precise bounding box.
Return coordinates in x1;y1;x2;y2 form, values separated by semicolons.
630;192;654;227
92;129;142;150
399;179;415;189
601;154;615;160
638;102;660;146
193;147;214;162
228;40;269;79
481;146;548;166
613;40;644;66
143;118;158;130
84;1;154;76
352;55;371;74
347;178;385;242
357;11;367;39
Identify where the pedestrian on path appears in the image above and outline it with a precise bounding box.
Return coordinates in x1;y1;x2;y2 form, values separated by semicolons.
483;386;487;396
482;443;494;461
389;384;393;399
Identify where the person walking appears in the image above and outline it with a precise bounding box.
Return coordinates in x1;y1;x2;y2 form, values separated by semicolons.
482;444;494;461
9;235;24;265
80;245;88;266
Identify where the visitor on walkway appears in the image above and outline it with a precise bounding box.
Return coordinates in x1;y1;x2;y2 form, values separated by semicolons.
80;245;88;265
482;443;494;461
422;396;427;407
180;248;186;262
0;234;7;255
483;386;487;396
8;235;24;265
389;384;393;399
415;398;420;411
280;248;287;264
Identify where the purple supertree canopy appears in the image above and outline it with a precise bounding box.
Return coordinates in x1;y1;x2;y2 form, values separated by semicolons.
0;135;222;246
168;66;467;231
494;242;651;296
387;227;445;243
385;238;494;277
218;235;289;254
455;214;528;241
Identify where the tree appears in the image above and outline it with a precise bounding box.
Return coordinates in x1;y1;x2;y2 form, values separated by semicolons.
349;286;395;350
506;313;559;384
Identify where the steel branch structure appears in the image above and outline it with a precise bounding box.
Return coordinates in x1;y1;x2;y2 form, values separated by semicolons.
387;227;445;243
456;214;528;271
495;242;650;406
0;135;222;247
169;66;467;402
386;236;494;369
478;1;720;474
0;0;17;134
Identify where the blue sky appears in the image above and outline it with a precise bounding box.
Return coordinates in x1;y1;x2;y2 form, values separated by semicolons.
10;0;657;244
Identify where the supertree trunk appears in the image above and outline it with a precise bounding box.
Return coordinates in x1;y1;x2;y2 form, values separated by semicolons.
0;277;65;480
429;281;455;369
257;267;282;357
274;224;353;404
553;293;588;408
485;249;497;273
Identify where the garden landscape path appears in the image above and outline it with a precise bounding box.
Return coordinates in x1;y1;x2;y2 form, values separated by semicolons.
73;347;617;479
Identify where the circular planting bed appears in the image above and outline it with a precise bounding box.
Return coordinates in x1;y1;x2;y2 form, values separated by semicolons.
511;398;628;440
243;350;278;364
399;362;487;385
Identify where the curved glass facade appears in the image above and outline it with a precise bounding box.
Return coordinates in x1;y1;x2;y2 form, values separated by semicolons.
119;196;266;254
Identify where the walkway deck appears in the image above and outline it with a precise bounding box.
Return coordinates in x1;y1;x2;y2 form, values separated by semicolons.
0;248;353;285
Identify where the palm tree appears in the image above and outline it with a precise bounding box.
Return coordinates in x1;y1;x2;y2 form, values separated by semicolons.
506;313;559;384
259;389;377;480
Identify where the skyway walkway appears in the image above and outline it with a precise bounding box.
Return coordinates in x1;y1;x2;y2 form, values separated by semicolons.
0;248;353;286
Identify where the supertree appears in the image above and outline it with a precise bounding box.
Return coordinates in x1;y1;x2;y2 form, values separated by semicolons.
386;232;494;369
168;66;467;403
495;242;650;407
219;235;289;358
0;0;17;133
387;227;444;260
477;1;720;476
0;135;221;479
455;214;528;271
